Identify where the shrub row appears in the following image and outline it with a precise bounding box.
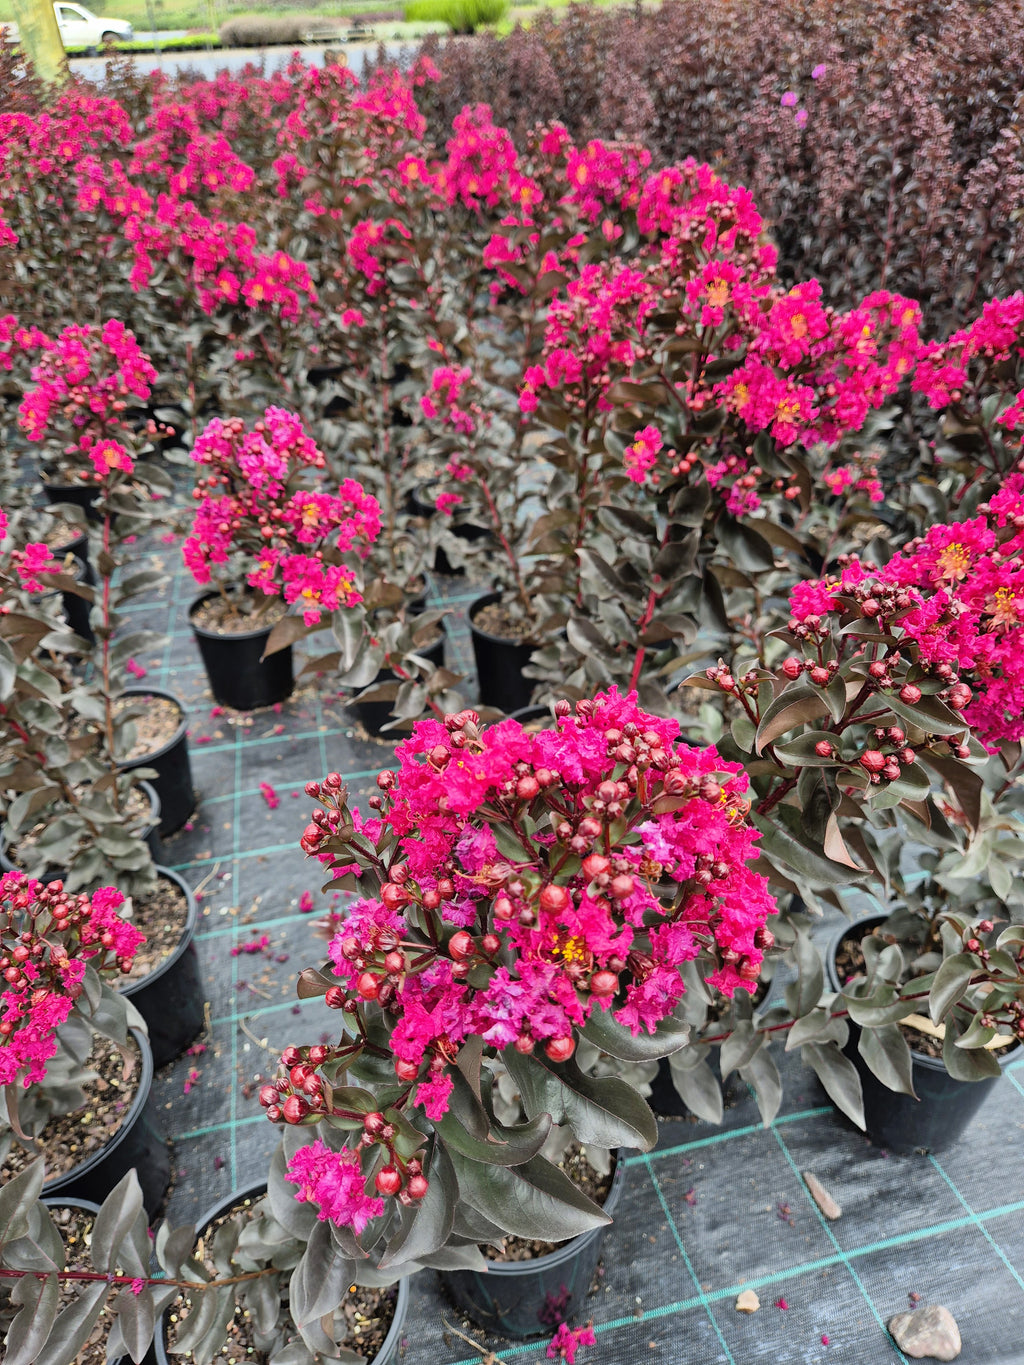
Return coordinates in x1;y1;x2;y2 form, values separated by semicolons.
400;0;1024;332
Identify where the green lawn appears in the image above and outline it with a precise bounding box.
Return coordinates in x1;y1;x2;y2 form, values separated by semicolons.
0;0;643;38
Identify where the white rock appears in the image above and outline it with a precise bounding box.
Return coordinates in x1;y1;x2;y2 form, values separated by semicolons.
735;1290;760;1314
887;1304;962;1360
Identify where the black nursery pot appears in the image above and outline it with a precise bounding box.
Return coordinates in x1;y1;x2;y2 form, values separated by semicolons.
410;482;492;575
826;915;1020;1154
189;590;294;712
42;1028;170;1219
150;1183;411;1365
117;687;196;835
469;591;539;715
349;625;446;737
122;867;204;1069
43;479;102;524
440;1154;626;1340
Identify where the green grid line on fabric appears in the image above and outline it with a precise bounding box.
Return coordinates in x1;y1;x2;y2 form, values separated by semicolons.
770;1122;911;1364
435;1192;1024;1365
641;1151;739;1365
928;1153;1024;1296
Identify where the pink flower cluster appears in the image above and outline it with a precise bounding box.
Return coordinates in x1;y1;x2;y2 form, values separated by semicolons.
183;409;381;624
787;475;1024;747
284;1138;384;1234
0;874;143;1089
295;690;775;1131
18;320;156;479
0;512;62;593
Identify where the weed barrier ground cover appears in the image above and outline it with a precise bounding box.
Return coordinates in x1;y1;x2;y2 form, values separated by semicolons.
101;478;1024;1365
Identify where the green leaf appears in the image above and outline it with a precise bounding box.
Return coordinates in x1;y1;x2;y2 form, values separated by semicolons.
0;1157;44;1248
857;1024;916;1098
34;1281;109;1365
379;1140;457;1270
581;1002;689;1061
449;1150;611;1242
752;813;864;890
92;1169;147;1276
267;1143;317;1240
437;1105;552;1167
4;1272;59;1365
166;1282;235;1360
802;1042;865;1129
0;636;17;701
884;690;968;737
288;1219;355;1327
504;1050;658;1151
755;685;831;755
787;929;825;1018
667;1053;722;1123
739;1046;782;1126
942;1016;1002;1081
928;952;977;1026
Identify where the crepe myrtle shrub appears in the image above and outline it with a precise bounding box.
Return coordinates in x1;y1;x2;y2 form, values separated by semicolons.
8;321;181;895
0;504;150;894
896;292;1024;533
684;496;1024;1107
0;870;145;1151
247;689;786;1273
182;406;382;641
415;134;923;710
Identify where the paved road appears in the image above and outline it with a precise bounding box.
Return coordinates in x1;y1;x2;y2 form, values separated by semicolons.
68;40;408;80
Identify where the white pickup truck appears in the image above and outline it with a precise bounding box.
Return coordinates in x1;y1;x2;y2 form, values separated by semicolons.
2;3;134;49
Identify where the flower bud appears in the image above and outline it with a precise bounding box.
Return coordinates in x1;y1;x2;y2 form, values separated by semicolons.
544;1036;575;1063
860;750;887;773
539;884;570;913
449;931;474;961
899;683;922;704
376;1166;402;1196
325;985;345;1009
258;1085;279;1107
407;1174;429;1200
781;657;803;680
589;970;619;997
282;1095;309;1123
356;972;380;1000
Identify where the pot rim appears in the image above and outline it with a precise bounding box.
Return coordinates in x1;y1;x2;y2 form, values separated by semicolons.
41;1194;102;1214
467;590;540;649
116;686;189;770
41;1027;156;1196
825;912;1021;1072
121;865;199;1001
188;588;288;644
152;1181;411;1365
465;1150;627;1277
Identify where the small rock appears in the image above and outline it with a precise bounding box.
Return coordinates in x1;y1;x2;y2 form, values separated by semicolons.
735;1290;760;1314
803;1171;842;1220
887;1305;962;1360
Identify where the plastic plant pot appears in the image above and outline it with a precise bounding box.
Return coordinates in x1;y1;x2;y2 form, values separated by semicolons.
189;589;294;712
0;778;163;877
348;626;446;738
149;1182;411;1365
42;1028;170;1219
826;914;1021;1154
440;1153;627;1339
117;686;196;835
468;591;539;715
122;867;204;1069
41;554;95;646
409;482;492;575
43;479;102;524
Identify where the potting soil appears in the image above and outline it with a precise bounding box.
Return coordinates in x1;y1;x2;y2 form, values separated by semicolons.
111;491;1024;1365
